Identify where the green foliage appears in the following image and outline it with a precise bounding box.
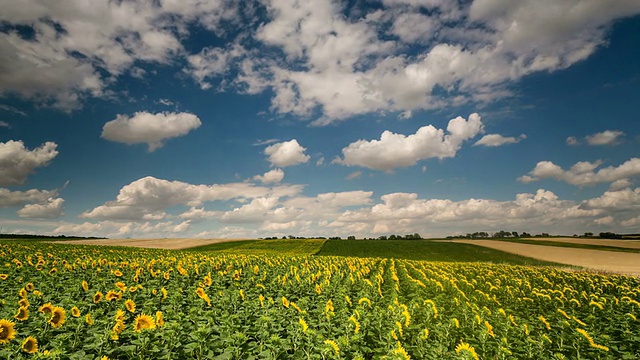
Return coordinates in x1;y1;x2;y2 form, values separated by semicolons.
0;241;638;359
316;240;561;265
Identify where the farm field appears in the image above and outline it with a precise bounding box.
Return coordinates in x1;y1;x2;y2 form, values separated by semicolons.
1;240;639;359
520;237;640;250
49;238;256;250
315;240;560;266
453;240;640;276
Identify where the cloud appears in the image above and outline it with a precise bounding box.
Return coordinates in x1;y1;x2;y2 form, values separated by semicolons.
518;158;640;186
253;168;285;184
566;136;579;146
253;138;280;146
0;188;58;207
346;171;362;180
0;121;10;128
239;0;640;123
335;113;484;171
585;130;625;145
474;134;526;147
566;130;626;146
2;1;639;119
101;112;202;152
221;197;280;223
17;198;64;219
0;140;58;186
178;207;221;222
579;187;640;211
264;139;310;167
0;0;239;110
81;176;303;220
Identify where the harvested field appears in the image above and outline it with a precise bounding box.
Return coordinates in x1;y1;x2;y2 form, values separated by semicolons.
50;237;253;250
454;239;640;276
523;236;640;249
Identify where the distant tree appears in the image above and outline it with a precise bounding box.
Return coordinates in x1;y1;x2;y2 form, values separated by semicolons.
347;235;356;240
378;235;387;240
584;232;593;237
512;231;519;238
521;232;531;237
389;235;397;240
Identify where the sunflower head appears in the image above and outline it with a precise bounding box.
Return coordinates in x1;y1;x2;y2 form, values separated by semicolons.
49;307;66;328
85;313;94;325
81;280;89;291
25;283;35;292
71;306;81;318
19;288;27;298
14;306;29;321
18;298;30;308
39;303;54;314
155;311;164;327
0;319;17;344
93;291;104;303
134;314;155;332
21;336;38;354
115;282;126;291
125;299;136;313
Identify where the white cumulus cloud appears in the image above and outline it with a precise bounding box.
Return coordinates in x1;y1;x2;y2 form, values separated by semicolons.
17;198;64;219
264;139;310;167
101;111;202;152
0;140;58;186
81;176;303;220
518;158;640;186
253;168;285;184
585;130;625;145
335;113;484;171
474;134;526;147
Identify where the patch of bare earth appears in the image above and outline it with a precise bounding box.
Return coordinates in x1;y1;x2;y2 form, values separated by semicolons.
50;238;254;250
522;237;640;250
453;240;640;277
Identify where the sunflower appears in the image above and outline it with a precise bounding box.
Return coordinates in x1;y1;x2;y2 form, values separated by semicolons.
0;319;16;344
115;282;126;291
85;313;94;325
18;298;29;308
106;291;122;301
93;291;103;303
19;288;27;298
71;306;81;318
134;314;155;332
124;299;136;313
14;307;29;321
81;280;89;291
39;303;54;314
25;283;34;292
49;268;57;275
155;311;164;327
115;309;126;322
0;274;7;280
21;336;38;354
49;307;66;328
113;270;123;277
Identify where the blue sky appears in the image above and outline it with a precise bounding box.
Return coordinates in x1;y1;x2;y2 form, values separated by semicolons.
1;0;639;239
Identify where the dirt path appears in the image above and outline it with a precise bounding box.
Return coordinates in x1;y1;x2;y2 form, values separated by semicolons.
522;237;640;249
453;240;640;276
50;238;253;250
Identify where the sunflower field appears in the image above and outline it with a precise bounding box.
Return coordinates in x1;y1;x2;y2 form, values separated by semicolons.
0;240;638;359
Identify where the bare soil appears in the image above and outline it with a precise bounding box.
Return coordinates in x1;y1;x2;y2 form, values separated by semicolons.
454;239;640;276
50;238;253;250
522;237;640;249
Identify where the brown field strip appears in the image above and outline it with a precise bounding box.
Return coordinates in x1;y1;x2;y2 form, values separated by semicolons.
453;240;640;276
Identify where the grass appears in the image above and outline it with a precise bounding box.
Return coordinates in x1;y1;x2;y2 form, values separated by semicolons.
183;240;259;252
188;239;327;256
495;238;640;253
315;239;562;266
